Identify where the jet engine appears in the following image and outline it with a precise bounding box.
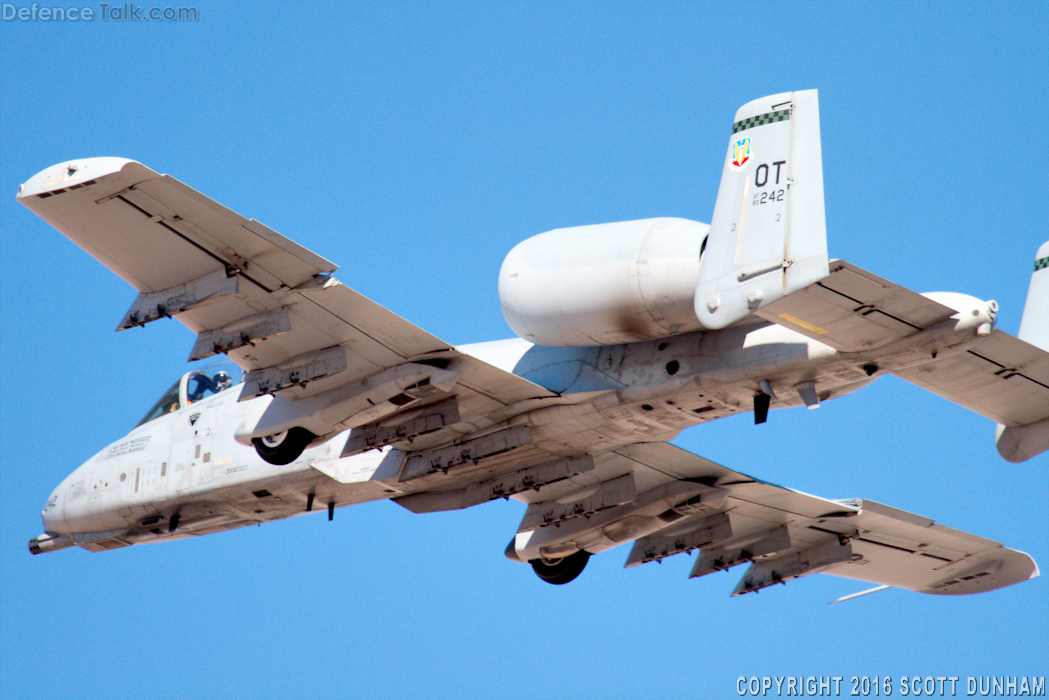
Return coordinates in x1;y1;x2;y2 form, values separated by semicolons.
499;218;709;347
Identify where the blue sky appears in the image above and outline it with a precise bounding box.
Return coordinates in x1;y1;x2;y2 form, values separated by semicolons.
2;2;1046;697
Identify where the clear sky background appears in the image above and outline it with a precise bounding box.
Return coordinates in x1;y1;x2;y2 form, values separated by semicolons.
2;2;1047;697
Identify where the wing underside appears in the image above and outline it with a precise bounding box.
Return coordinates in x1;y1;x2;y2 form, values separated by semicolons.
609;444;1037;596
18;158;558;448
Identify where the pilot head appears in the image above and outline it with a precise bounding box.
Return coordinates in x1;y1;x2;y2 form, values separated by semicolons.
213;371;233;391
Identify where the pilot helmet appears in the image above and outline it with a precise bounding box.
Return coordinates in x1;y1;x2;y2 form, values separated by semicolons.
213;371;233;390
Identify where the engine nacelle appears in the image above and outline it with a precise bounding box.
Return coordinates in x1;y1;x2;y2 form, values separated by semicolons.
499;218;709;347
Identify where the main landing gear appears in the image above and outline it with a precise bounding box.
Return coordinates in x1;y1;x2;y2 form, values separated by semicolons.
251;427;316;465
529;550;591;585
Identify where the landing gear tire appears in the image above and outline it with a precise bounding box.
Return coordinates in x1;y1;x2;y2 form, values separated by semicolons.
252;427;316;465
529;550;590;585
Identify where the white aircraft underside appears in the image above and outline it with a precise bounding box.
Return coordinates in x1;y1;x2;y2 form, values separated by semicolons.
19;90;1049;599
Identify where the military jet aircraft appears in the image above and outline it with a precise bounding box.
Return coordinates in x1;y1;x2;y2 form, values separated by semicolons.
20;90;1048;599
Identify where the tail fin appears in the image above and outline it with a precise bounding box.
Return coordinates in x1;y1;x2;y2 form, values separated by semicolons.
1017;242;1049;351
996;241;1049;462
694;90;829;330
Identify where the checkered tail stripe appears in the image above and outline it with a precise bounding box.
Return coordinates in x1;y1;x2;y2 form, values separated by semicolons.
732;109;791;134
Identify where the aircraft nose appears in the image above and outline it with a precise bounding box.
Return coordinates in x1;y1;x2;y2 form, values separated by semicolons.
41;499;60;532
40;483;67;533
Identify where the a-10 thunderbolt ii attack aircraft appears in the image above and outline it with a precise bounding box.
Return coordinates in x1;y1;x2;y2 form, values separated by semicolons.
20;91;1048;599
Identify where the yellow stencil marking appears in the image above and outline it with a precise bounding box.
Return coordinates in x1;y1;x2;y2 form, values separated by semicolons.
778;313;827;335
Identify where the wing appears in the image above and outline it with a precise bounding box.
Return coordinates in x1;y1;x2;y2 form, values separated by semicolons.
514;443;1037;596
18;158;557;446
754;260;1049;429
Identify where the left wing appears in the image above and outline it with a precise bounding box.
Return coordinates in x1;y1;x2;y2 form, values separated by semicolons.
18;158;558;449
518;442;1037;596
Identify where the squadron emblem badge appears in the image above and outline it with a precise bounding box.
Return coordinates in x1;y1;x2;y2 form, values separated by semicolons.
729;137;752;172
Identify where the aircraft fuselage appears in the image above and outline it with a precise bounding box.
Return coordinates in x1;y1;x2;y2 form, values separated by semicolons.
33;308;988;555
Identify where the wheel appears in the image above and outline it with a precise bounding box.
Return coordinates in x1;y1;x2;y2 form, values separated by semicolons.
529;550;590;585
252;427;316;465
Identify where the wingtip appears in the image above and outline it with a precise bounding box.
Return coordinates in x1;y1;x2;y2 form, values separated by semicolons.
1022;551;1040;581
18;157;141;200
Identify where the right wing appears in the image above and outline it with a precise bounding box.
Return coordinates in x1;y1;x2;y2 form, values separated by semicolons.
18;158;558;449
585;443;1037;596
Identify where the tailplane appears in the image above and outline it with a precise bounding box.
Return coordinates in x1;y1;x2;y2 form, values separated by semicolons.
997;242;1049;462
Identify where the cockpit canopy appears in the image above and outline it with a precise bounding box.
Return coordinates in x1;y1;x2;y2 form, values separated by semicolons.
136;363;241;428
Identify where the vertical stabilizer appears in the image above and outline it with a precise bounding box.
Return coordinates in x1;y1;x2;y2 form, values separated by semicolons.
695;90;828;330
1017;241;1049;351
996;241;1049;463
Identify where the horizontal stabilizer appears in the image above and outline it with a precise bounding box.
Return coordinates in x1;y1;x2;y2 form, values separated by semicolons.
893;330;1049;429
756;260;1049;432
754;260;958;353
